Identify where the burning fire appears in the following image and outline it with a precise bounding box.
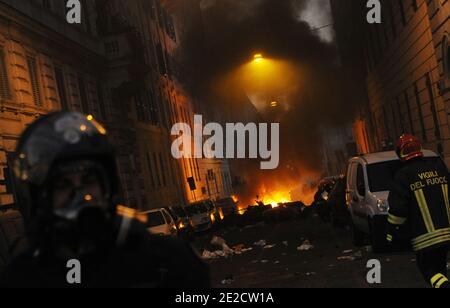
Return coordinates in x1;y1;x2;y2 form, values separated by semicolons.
262;190;292;208
233;168;320;213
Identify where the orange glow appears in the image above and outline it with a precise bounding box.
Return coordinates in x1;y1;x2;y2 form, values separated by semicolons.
231;195;239;203
235;58;301;113
210;213;216;223
116;205;148;224
237;205;247;215
84;194;93;201
87;115;94;121
237;170;320;209
270;101;279;107
80;125;87;131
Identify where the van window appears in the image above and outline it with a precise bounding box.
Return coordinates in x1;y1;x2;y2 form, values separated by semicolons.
366;160;402;192
146;211;165;227
356;164;366;196
347;163;355;188
161;210;172;224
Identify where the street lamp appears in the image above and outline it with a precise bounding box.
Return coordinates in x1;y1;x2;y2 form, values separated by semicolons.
253;53;263;63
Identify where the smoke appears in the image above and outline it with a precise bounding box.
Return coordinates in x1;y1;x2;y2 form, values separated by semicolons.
176;0;359;206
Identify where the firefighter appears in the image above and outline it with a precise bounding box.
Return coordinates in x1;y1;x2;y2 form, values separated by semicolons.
0;111;210;288
387;134;449;289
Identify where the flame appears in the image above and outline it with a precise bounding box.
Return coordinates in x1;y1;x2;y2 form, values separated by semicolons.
262;190;292;208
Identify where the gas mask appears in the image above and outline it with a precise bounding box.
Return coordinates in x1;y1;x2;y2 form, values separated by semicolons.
43;160;114;259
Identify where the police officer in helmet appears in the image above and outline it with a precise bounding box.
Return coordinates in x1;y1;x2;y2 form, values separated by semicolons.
387;134;449;288
0;111;210;288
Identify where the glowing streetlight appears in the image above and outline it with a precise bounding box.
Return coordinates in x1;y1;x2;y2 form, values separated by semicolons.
253;53;263;63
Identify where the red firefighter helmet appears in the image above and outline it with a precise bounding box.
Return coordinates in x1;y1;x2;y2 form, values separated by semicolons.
395;134;424;161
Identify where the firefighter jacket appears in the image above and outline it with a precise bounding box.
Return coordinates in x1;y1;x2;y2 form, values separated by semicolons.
387;157;450;252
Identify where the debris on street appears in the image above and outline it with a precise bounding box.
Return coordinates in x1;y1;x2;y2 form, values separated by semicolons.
297;239;314;251
254;240;267;247
337;256;355;261
263;244;276;249
221;275;235;285
202;236;253;259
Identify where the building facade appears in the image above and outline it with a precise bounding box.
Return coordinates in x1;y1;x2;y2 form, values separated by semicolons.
0;0;234;210
0;0;105;206
331;0;450;167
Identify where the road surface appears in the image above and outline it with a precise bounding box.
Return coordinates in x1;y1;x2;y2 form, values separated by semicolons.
193;215;436;288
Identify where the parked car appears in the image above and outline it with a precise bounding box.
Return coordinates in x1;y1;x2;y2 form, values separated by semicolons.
141;208;177;237
205;200;222;224
166;206;193;236
185;201;213;232
215;197;238;218
346;150;440;252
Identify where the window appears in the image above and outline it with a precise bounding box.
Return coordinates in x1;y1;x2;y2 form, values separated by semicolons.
77;76;89;113
0;48;10;100
27;56;42;106
398;0;406;26
403;90;414;134
159;153;167;187
156;43;167;75
146;211;165;227
153;152;162;187
54;67;68;110
411;0;418;12
104;41;119;56
425;73;441;140
367;161;402;192
356;164;366;196
147;88;159;125
135;90;147;122
146;153;156;188
444;36;450;79
97;82;106;120
414;82;427;142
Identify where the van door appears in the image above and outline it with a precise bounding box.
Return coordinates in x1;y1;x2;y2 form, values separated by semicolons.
353;163;369;231
348;163;365;227
161;209;175;235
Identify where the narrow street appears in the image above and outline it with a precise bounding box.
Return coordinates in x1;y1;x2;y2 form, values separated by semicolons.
0;0;449;291
194;216;429;288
